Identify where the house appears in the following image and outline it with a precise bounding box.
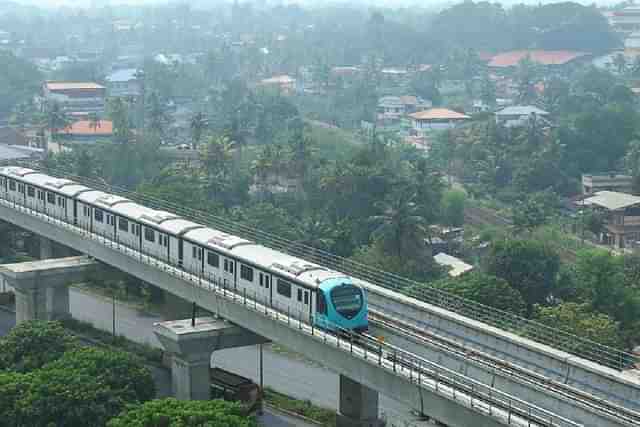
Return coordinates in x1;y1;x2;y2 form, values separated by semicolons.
582;173;633;196
488;50;589;69
433;253;473;277
409;108;470;135
377;96;431;121
55;120;113;144
0;127;27;146
105;68;142;98
495;105;550;128
582;191;640;248
42;81;106;115
258;75;296;95
0;144;43;162
609;6;640;34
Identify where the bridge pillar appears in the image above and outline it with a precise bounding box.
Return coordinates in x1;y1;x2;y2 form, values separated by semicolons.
154;316;269;401
337;375;384;427
39;236;53;259
38;236;74;260
0;256;96;324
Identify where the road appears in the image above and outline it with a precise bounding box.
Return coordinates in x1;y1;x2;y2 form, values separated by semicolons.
1;286;430;426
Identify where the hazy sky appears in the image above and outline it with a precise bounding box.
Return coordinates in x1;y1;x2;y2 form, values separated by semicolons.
7;0;624;7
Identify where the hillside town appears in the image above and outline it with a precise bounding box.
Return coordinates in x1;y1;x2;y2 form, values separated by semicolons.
2;1;640;426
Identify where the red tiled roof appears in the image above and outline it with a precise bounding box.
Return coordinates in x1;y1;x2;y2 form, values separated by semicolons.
488;50;589;68
409;108;470;121
58;120;113;136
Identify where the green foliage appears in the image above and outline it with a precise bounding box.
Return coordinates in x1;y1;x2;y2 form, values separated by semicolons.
486;239;560;314
441;190;466;227
43;347;156;404
533;303;623;350
0;321;78;373
430;272;527;316
264;388;336;427
512;191;558;233
0;50;42;116
107;398;256;427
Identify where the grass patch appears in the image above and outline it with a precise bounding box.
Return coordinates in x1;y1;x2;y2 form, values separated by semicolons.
264;387;335;426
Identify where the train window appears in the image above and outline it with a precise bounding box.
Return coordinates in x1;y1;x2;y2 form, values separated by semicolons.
57;197;62;206
131;223;140;236
259;273;263;287
316;292;327;314
240;265;253;281
144;228;155;242
8;180;15;191
160;235;169;247
18;184;24;194
94;209;104;223
192;246;196;258
119;217;128;232
47;193;55;204
207;252;219;268
37;190;44;200
297;289;302;302
27;187;35;197
265;276;270;289
277;280;292;298
304;291;309;305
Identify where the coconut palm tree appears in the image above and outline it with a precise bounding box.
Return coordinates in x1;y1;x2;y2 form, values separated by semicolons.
88;112;100;133
369;190;427;259
190;112;208;150
47;102;70;150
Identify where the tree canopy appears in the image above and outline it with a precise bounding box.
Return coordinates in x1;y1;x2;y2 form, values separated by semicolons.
107;399;256;427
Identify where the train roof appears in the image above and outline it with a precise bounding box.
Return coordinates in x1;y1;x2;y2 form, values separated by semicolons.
157;218;204;236
22;174;89;197
77;190;130;208
232;244;343;286
184;227;255;253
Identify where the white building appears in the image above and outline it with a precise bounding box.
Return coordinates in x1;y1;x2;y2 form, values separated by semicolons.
495;105;550;128
105;68;141;98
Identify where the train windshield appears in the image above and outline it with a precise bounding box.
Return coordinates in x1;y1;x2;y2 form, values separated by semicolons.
330;284;363;319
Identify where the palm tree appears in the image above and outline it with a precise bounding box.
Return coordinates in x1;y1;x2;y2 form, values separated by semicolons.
613;53;627;75
88;112;100;133
190;112;208;150
288;130;317;193
201;135;235;180
47;102;70;150
292;215;337;253
370;190;427;259
250;145;274;194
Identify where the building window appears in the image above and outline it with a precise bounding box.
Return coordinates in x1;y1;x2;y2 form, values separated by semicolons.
240;265;254;281
207;252;219;268
118;217;129;232
27;187;35;198
94;209;104;223
144;227;155;242
47;192;55;204
277;280;292;298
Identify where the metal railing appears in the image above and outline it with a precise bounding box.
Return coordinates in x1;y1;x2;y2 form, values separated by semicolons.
0;191;581;427
4;160;638;370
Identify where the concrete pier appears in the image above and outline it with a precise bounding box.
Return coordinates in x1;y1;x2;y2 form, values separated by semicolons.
0;256;96;323
337;375;384;427
154;317;269;400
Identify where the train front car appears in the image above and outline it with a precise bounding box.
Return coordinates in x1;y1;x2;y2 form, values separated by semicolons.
315;277;368;333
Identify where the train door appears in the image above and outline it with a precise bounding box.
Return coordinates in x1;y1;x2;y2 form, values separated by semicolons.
237;264;256;299
258;272;272;305
222;257;235;290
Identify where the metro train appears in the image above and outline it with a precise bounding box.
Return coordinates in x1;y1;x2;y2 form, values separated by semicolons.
0;166;368;332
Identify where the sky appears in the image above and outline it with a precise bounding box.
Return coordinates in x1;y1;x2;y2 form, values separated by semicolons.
6;0;627;7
